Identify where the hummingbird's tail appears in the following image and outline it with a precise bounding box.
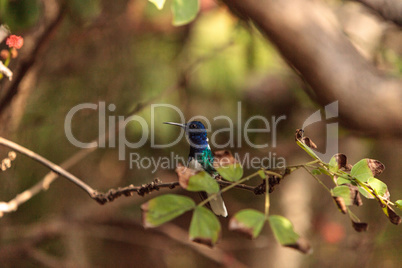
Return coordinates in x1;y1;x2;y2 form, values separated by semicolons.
207;193;228;217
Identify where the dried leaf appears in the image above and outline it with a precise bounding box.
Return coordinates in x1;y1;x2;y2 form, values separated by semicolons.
295;129;303;140
351;159;384;183
344;164;353;171
367;159;385;176
301;137;317;149
351;220;368;232
386;205;401;225
329;154;347;172
295;129;320;160
175;164;219;194
285;237;312;254
332;186;352;206
189;206;221;247
346;184;363;206
175;164;197;189
333;196;347;214
213;150;237;168
229;209;266;239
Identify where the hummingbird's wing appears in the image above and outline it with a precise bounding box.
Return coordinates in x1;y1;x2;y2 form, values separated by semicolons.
206;192;227;217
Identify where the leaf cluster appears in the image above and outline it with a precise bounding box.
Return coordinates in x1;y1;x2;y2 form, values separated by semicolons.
141;130;401;253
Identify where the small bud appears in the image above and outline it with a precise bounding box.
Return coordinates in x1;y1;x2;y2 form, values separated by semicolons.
0;49;9;60
8;151;16;161
2;158;11;168
10;48;18;59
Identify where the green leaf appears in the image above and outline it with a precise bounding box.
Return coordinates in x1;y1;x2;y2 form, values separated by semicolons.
149;0;165;10
336;176;351;185
186;171;219;194
350;159;373;183
318;167;330;176
350;159;384;183
269;215;299;244
396;200;402;210
216;164;243;182
332;186;352;206
171;0;199;26
311;169;321;175
229;209;266;239
141;194;195;228
258;169;266;179
269;215;311;254
296;140;320;161
328;154;347;173
189;206;221;247
358;186;375;199
367;177;388;197
328;155;339;173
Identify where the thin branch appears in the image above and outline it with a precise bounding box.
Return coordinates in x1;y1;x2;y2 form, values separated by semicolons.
0;39;236;216
93;180;181;204
0;147;96;215
95;176;285;205
0;137;286;213
302;166;331;193
0;137;97;196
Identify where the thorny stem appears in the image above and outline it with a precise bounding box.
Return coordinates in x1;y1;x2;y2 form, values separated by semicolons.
347;208;361;222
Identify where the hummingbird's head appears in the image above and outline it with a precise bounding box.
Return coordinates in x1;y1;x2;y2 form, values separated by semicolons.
164;121;208;149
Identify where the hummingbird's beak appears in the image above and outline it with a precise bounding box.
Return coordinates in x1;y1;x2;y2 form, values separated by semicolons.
163;122;186;128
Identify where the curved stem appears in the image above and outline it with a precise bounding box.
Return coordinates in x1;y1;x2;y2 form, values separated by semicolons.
0;137;96;197
264;176;270;218
302;166;331;193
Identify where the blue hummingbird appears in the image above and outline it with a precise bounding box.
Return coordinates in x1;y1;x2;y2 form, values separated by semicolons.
164;121;228;217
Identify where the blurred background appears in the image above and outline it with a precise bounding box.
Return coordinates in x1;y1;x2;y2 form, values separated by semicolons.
0;0;401;267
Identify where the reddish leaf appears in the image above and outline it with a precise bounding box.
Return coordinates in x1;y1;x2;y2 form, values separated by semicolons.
333;196;347;214
367;159;385;176
175;164;197;189
213;150;237;168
